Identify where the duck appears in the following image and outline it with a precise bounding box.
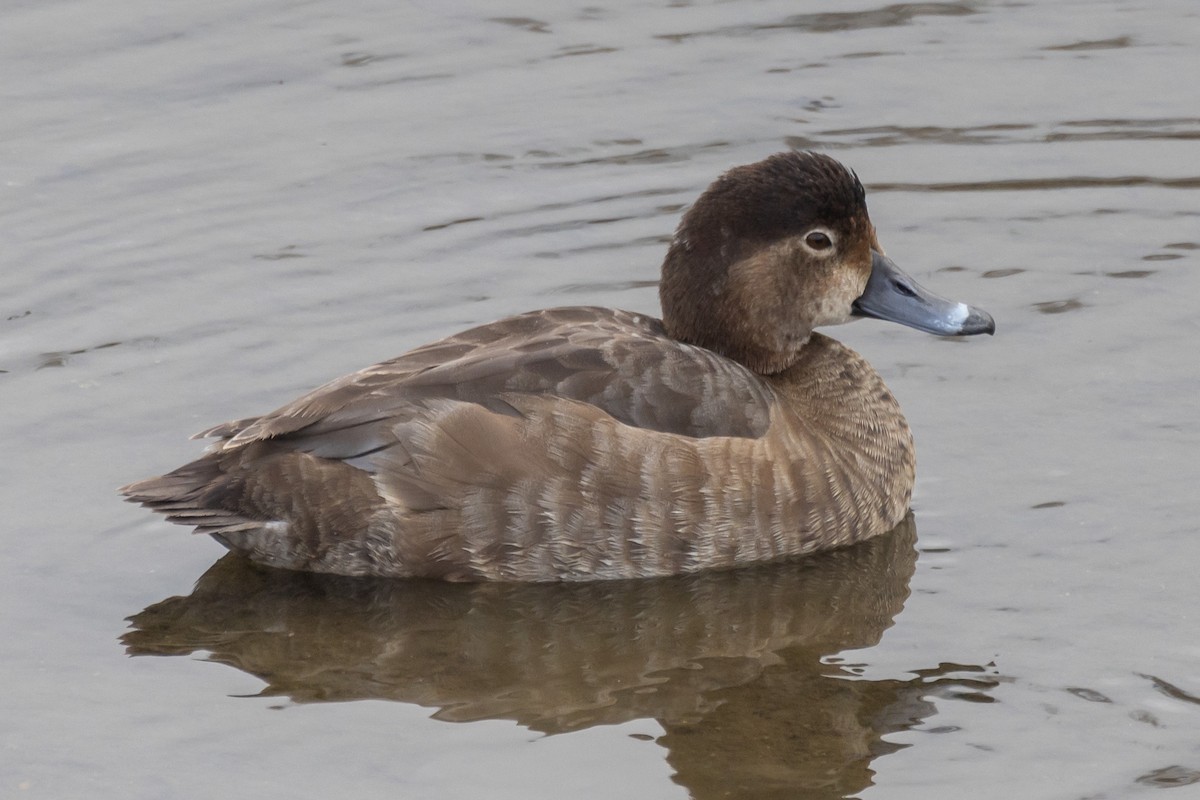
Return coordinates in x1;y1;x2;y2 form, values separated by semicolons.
121;151;994;582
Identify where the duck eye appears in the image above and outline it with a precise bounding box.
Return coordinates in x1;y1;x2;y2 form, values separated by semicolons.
805;230;833;251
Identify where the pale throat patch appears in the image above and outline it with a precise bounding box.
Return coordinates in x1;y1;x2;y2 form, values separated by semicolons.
812;269;866;327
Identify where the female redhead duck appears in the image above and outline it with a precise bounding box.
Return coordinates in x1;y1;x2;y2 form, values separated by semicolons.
122;152;994;582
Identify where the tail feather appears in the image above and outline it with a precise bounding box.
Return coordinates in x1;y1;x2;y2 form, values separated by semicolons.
120;445;394;574
120;456;262;539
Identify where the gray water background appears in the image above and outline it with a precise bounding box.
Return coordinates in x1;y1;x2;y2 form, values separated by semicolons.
3;1;1199;797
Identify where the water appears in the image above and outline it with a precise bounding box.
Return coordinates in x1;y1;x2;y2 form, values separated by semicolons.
3;1;1199;797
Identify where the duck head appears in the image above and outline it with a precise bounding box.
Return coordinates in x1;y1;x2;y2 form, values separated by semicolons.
659;151;994;374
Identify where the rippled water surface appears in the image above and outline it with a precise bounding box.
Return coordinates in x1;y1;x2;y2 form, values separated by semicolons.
3;1;1199;798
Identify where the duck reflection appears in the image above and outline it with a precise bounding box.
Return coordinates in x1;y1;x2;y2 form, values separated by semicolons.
124;515;997;798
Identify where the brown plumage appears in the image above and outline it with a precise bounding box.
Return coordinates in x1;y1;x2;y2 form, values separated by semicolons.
121;151;994;581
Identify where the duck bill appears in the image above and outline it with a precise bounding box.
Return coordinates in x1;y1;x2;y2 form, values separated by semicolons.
852;251;995;336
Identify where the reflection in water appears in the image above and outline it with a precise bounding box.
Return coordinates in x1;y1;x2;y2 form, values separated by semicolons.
124;516;998;797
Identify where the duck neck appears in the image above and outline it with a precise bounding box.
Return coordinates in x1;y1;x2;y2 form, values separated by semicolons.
659;244;811;376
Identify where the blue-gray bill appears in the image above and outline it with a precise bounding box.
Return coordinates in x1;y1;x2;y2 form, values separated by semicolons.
852;251;996;336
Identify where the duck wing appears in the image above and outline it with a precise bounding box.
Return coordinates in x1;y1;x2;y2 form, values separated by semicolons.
201;307;776;465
